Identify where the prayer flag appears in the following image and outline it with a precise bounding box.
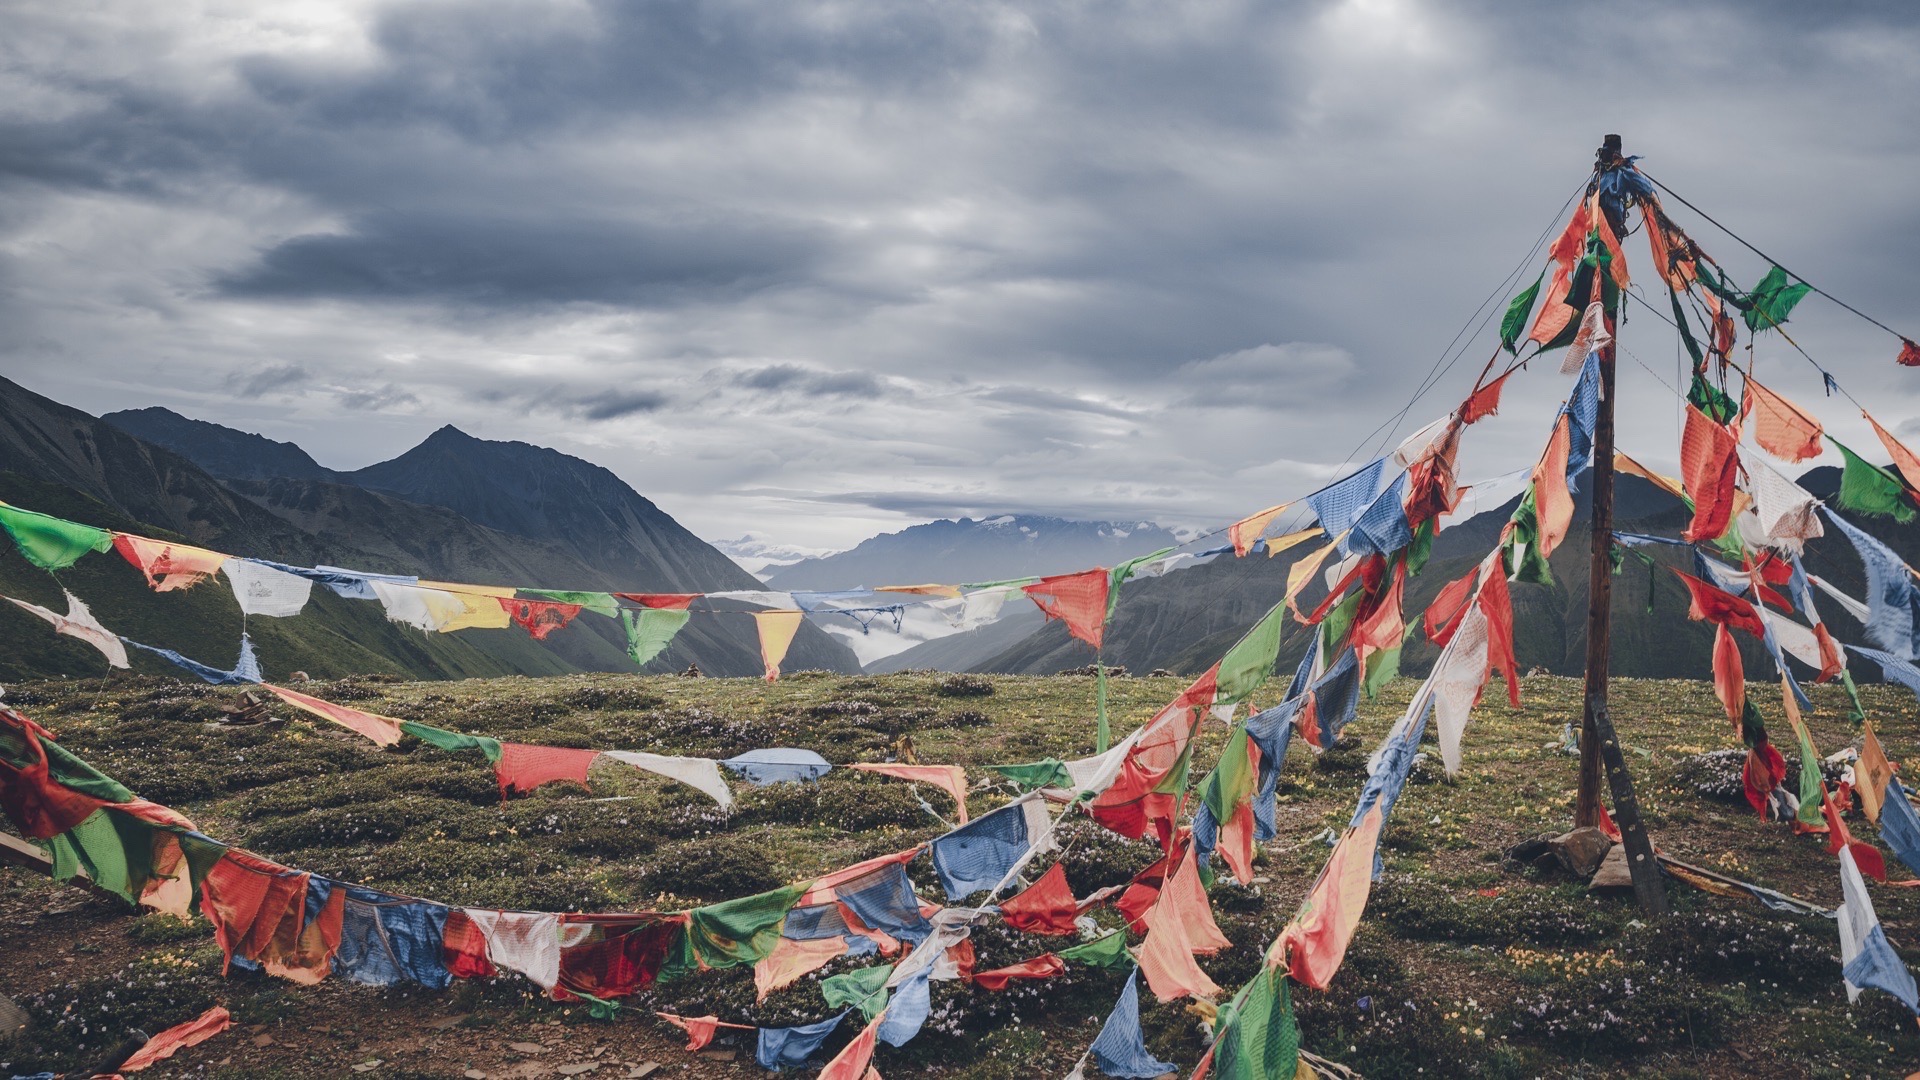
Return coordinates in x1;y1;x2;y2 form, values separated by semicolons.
265;684;404;746
848;762;969;823
818;1010;885;1079
1089;970;1179;1078
602;750;733;809
1533;417;1574;557
1023;569;1112;650
1230;504;1290;558
1831;437;1916;523
970;952;1065;991
111;534;225;592
754;609;805;681
495;743;599;800
0;505;112;571
1865;412;1920;495
998;862;1078;935
6;590;128;669
1680;406;1741;541
614;592;701;609
1857;722;1893;824
1837;846;1920;1013
1743;379;1823;463
222;559;314;618
1821;507;1920;659
723;748;832;785
621;607;690;666
757;1012;849;1070
1216;602;1287;706
116;1006;231;1074
500;596;584;640
1461;369;1514;425
1281;803;1384;990
930;794;1054;900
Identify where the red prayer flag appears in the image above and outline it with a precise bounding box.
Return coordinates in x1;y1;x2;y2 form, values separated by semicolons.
1899;339;1920;367
499;597;583;640
1680;406;1741;541
1712;624;1746;732
1742;742;1786;817
1476;554;1522;707
1461;370;1513;425
1743;379;1823;463
998;862;1079;936
1864;412;1920;494
1089;667;1218;841
614;593;701;610
818;1011;883;1079
117;1006;231;1074
111;533;226;592
1023;569;1111;649
1424;564;1479;646
1283;802;1384;990
495;743;599;800
1533;416;1575;558
969;952;1066;991
1672;570;1768;638
1822;789;1888;883
1528;201;1594;347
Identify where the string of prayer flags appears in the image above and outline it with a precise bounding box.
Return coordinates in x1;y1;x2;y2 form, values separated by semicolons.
0;503;113;571
112;534;226;591
1830;437;1917;524
1680;405;1742;541
222;558;315;617
753;609;805;681
1022;569;1111;649
847;762;969;822
6;590;128;669
1742;379;1823;463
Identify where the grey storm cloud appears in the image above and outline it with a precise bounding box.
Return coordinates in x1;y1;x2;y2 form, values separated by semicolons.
2;0;1918;551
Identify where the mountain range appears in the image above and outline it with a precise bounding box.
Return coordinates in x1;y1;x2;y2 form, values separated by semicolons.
5;373;1913;690
0;377;856;681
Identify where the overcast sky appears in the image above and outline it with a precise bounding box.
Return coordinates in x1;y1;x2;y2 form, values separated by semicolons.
4;1;1918;550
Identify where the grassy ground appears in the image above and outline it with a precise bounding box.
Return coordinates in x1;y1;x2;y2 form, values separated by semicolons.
4;668;1920;1078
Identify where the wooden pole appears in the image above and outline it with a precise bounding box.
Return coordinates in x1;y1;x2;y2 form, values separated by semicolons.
1575;134;1668;915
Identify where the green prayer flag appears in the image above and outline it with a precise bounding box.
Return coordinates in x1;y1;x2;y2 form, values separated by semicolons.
1057;931;1132;970
660;883;807;982
1211;967;1301;1080
521;589;620;618
1216;602;1287;705
1669;287;1706;369
1;722;139;805
1792;721;1824;830
0;505;113;572
621;607;691;667
1200;722;1257;829
1500;271;1545;355
822;964;893;1021
1840;669;1867;724
1406;518;1434;577
47;808;156;904
1363;643;1401;699
1109;547;1175;618
1831;438;1916;523
1687;373;1739;425
988;759;1074;791
400;721;504;764
1744;265;1812;333
1504;486;1554;586
1319;590;1363;654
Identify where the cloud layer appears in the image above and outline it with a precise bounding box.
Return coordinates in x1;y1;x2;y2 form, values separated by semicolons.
4;0;1918;548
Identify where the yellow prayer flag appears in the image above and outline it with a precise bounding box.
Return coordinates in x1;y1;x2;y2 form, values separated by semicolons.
754;610;805;682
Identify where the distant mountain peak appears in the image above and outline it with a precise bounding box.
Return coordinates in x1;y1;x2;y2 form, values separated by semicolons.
764;513;1183;590
102;406;336;483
